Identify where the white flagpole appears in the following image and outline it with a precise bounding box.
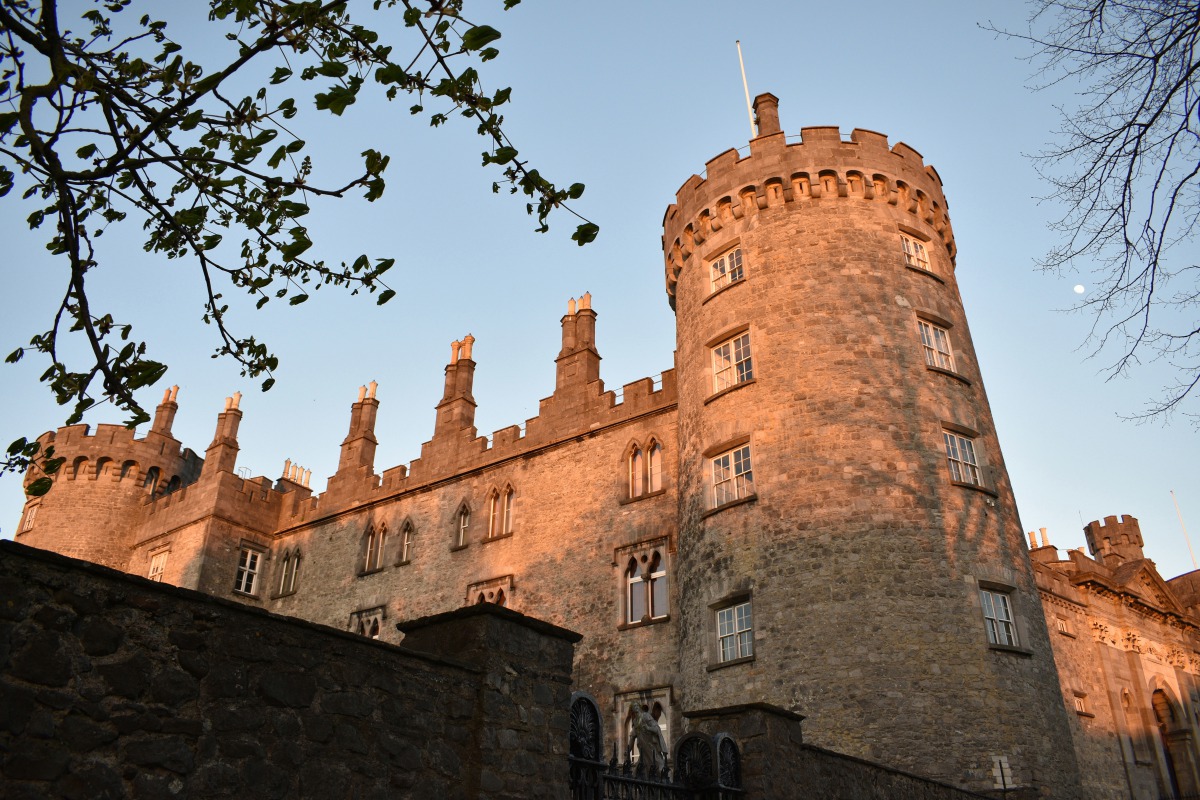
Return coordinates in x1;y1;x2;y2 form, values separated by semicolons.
736;41;755;138
1172;490;1197;570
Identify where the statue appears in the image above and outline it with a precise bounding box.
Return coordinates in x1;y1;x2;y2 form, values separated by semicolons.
629;704;668;770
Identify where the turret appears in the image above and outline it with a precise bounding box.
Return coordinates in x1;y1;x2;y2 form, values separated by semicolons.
150;385;180;437
1084;514;1145;567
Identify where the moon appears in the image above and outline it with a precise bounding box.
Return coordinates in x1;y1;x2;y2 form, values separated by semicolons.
1073;284;1085;294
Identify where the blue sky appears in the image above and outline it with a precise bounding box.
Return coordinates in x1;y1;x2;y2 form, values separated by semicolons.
2;1;1198;578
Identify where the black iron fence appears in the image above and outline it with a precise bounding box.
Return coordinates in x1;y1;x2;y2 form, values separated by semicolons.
569;692;744;800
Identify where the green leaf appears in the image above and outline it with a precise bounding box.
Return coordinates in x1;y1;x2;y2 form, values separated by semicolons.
377;289;395;305
267;145;288;169
8;437;27;456
26;477;53;497
262;377;275;391
0;111;20;135
5;347;22;363
0;166;12;198
461;25;502;51
317;61;350;78
571;222;600;246
567;182;585;200
270;67;293;84
314;85;358;116
289;294;309;306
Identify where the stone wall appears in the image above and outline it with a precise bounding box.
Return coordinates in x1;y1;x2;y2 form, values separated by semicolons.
0;540;579;800
685;704;996;800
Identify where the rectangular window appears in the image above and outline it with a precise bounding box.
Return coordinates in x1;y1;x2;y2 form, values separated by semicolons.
1073;694;1088;713
710;248;744;292
918;320;955;371
712;444;754;507
21;504;37;531
234;547;261;595
902;234;930;271
712;333;753;393
717;601;753;662
943;431;982;485
980;589;1017;646
148;551;168;582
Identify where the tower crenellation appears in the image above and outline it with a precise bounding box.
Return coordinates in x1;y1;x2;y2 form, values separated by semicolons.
1083;513;1145;565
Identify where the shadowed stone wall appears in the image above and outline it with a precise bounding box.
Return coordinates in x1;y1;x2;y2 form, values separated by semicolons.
0;540;578;800
685;704;999;800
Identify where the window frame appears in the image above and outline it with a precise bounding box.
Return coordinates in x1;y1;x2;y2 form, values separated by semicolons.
711;443;755;509
20;503;38;532
711;332;754;394
917;318;955;372
362;523;387;574
277;549;300;596
467;575;515;608
234;545;263;596
709;247;745;293
399;522;414;564
901;233;931;272
486;486;515;540
454;505;471;550
716;601;754;663
943;429;982;486
350;606;385;639
148;549;169;582
980;588;1018;647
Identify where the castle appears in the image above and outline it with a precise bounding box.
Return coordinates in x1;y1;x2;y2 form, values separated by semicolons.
12;94;1200;799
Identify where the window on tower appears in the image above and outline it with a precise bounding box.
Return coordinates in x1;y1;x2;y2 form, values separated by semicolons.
901;233;931;272
626;440;665;501
711;332;754;393
710;247;745;293
711;444;754;508
980;588;1018;647
362;523;387;574
398;521;415;564
917;319;955;372
943;430;982;486
716;599;754;663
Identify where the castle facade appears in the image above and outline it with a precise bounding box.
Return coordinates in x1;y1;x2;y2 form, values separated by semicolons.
14;95;1200;799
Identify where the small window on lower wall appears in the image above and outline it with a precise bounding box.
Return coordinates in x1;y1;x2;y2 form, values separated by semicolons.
350;606;385;639
234;545;264;596
716;600;753;663
148;549;169;582
468;575;514;609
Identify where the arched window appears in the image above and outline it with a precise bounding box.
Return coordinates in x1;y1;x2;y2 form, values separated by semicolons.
488;487;514;539
363;524;386;573
165;474;182;494
368;619;380;639
647;442;663;493
502;487;514;534
71;456;88;480
143;466;160;494
399;522;414;563
629;447;644;498
95;457;112;480
120;460;137;481
278;550;301;595
455;506;470;548
623;698;670;765
494;588;507;607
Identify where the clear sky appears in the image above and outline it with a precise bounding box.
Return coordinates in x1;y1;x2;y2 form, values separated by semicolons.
3;1;1198;579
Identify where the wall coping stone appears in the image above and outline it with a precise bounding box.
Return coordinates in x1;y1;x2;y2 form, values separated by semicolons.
399;600;583;644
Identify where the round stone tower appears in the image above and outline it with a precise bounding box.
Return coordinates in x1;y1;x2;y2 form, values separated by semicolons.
14;387;201;569
663;95;1080;797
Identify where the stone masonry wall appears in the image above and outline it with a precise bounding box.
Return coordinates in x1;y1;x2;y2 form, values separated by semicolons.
0;540;579;800
685;704;994;800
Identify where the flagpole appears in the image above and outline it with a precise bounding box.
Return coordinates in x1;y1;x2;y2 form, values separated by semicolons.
736;41;755;138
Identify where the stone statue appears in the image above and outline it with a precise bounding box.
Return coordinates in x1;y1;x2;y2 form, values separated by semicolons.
629;705;667;770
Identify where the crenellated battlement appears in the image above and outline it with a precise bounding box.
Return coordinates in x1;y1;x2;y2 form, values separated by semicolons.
1084;514;1145;564
662;114;956;308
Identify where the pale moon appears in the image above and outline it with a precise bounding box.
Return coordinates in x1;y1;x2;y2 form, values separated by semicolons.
1073;284;1085;294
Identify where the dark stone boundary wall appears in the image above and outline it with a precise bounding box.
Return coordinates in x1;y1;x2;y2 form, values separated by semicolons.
686;704;1004;800
0;540;579;800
